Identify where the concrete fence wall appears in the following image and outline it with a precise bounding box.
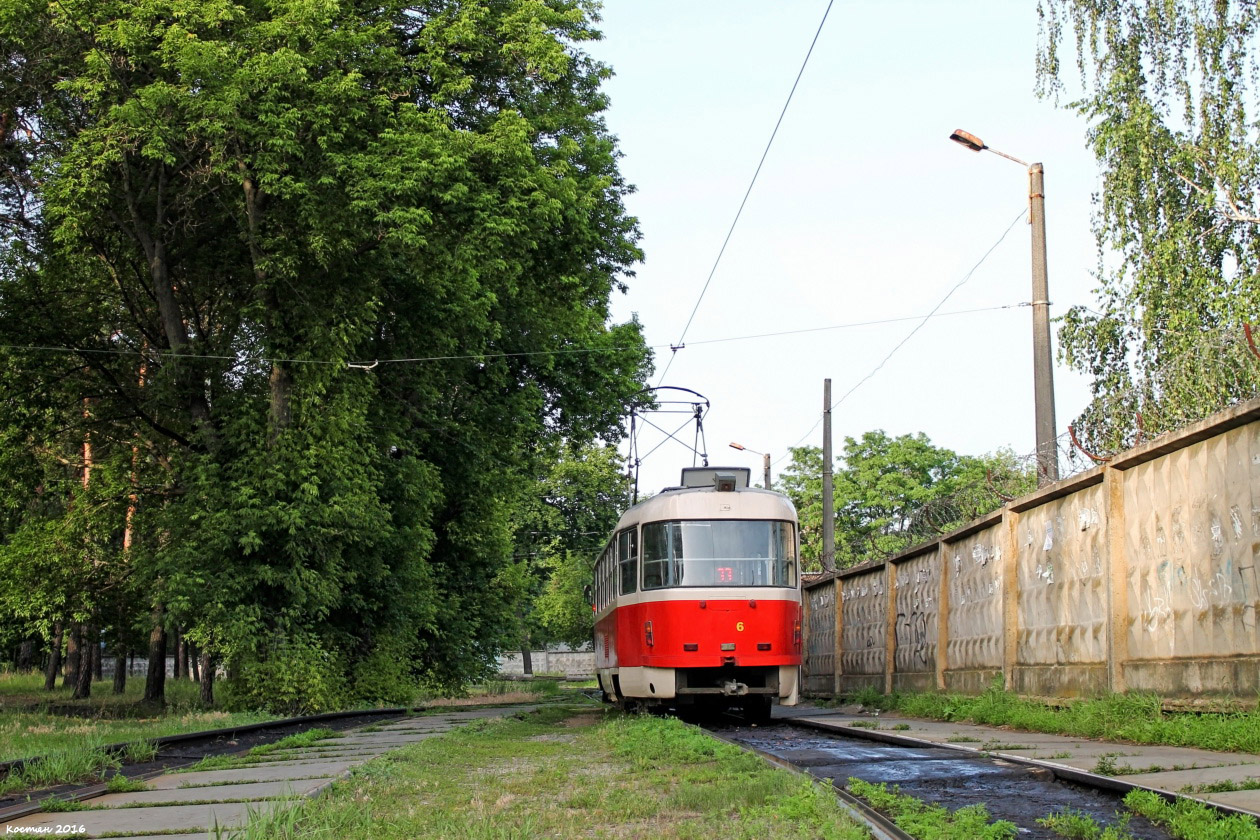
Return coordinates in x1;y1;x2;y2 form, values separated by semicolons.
803;397;1260;701
497;650;595;678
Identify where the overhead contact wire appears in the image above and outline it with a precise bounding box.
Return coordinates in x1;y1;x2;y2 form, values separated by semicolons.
656;0;836;387
775;206;1030;465
0;303;1026;368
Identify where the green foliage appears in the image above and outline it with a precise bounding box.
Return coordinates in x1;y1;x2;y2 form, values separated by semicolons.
104;773;151;793
1124;788;1260;840
780;433;1033;569
225;636;348;715
122;740;158;764
513;443;634;650
1038;808;1136;840
248;728;340;757
1037;1;1260;452
606;714;729;768
347;640;420;708
847;777;1018;839
738;779;871;840
0;747;120;795
0;0;651;701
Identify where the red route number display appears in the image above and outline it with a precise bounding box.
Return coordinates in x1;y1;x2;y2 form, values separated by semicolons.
717;566;733;582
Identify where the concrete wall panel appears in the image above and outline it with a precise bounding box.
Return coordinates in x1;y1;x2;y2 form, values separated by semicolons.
1012;484;1109;696
893;551;939;677
945;527;1004;672
840;569;886;678
1124;422;1260;693
804;579;836;693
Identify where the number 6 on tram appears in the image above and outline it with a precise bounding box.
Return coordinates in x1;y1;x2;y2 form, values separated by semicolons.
591;467;802;721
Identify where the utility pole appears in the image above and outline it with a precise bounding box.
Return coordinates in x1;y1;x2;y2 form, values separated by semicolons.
949;130;1060;484
1028;163;1059;483
821;378;835;572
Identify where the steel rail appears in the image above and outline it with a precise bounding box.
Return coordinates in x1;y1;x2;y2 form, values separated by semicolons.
788;715;1260;826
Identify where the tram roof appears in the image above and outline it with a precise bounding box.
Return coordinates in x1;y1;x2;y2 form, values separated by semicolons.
615;467;798;531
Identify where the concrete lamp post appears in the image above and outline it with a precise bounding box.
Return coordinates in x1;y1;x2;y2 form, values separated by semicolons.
728;442;772;490
949;128;1059;484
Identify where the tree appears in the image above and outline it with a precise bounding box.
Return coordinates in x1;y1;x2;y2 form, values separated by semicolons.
514;443;632;651
1037;1;1260;453
779;432;1034;570
0;0;651;705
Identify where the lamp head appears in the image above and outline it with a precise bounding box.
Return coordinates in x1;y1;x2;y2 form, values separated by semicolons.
949;129;986;152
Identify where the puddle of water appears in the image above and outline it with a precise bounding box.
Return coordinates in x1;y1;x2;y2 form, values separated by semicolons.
715;724;1174;840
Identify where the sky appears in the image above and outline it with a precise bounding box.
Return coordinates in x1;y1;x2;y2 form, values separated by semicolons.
583;0;1104;495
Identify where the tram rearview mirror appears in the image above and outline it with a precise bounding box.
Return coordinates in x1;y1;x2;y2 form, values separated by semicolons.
582;584;593;605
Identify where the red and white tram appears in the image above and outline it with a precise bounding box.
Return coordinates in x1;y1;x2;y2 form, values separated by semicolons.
592;467;802;720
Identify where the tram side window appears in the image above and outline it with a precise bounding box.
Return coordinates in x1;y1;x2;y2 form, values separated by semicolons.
642;522;681;589
596;545;610;610
600;545;612;609
618;528;637;594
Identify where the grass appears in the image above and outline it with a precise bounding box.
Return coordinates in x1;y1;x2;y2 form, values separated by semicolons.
104;773;151;793
846;777;1018;839
245;728;339;756
180;727;344;773
846;682;1260;754
0;672;276;764
222;706;874;839
1180;778;1260;794
0;746;120;795
1038;808;1137;839
38;794;88;812
1124;789;1260;840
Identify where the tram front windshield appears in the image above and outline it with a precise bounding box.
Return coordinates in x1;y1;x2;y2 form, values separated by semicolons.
641;520;796;589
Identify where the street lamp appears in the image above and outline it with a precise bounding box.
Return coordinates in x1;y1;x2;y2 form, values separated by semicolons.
728;442;772;490
949;128;1059;484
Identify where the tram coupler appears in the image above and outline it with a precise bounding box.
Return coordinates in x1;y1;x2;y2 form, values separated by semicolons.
721;680;749;696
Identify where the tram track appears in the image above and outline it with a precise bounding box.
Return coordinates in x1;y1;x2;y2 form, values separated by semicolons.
703;717;1183;840
705;723;914;840
0;706;411;825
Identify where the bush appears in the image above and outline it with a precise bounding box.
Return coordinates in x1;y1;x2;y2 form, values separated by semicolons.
224;635;347;715
347;640;418;707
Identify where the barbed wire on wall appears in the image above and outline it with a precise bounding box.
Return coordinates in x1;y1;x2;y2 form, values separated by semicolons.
1062;324;1260;462
832;326;1260;569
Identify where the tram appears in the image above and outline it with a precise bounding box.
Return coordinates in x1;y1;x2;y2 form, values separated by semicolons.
591;466;802;721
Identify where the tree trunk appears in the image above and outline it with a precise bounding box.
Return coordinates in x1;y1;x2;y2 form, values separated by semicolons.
43;623;63;691
199;652;214;705
174;626;185;680
73;625;93;699
268;363;292;445
143;605;167;704
62;623;80;689
112;651;127;694
17;638;34;672
91;626;102;681
521;646;533;677
189;644;201;683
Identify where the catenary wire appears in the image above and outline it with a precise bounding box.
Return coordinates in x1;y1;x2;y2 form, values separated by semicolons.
0;303;1027;369
655;0;836;387
773;206;1030;466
